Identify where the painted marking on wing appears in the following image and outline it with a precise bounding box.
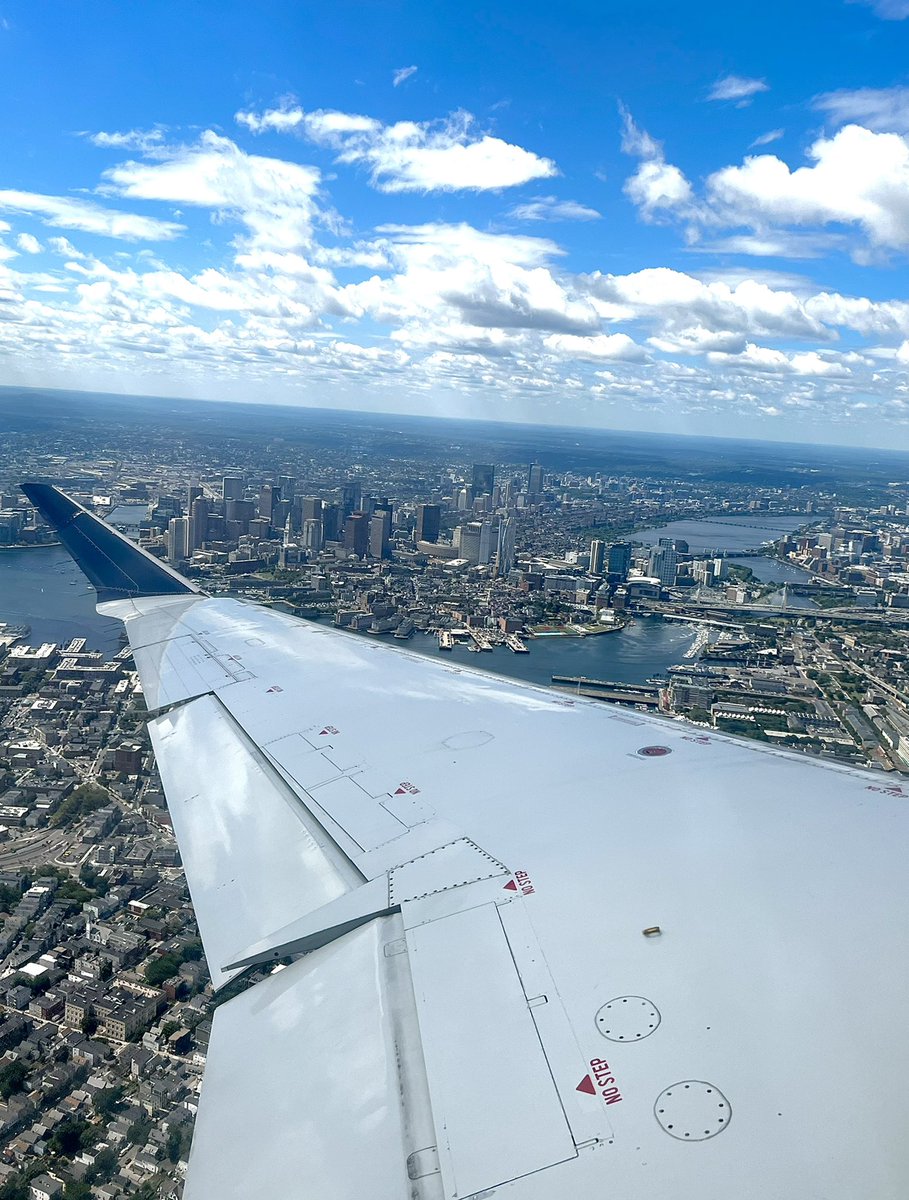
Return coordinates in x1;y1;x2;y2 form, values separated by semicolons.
867;783;906;796
319;725;339;736
503;870;535;896
682;734;712;745
394;781;420;795
266;685;283;694
577;1058;623;1106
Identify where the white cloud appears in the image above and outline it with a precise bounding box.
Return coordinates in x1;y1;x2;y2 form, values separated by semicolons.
813;87;909;133
236;102;557;192
393;65;418;87
620;107;694;221
508;196;600;222
88;128;167;152
103;131;323;251
0;189;183;241
706;124;909;250
750;129;784;148
544;332;647;362
707;75;770;105
16;233;42;254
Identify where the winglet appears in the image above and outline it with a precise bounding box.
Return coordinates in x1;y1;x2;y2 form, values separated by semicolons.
21;482;199;603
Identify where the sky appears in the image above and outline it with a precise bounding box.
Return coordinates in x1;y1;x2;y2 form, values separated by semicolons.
3;1;909;445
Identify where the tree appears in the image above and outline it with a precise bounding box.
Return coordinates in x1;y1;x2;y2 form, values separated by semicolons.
94;1084;124;1119
98;958;113;982
63;1183;92;1200
49;1118;94;1157
127;1115;152;1146
144;954;181;986
80;1012;98;1037
0;1059;27;1099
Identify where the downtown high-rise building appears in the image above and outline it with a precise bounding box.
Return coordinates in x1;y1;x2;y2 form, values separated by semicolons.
301;519;323;553
258;483;280;524
369;509;392;559
189;496;209;550
607;542;632;579
222;476;244;501
648;539;678;587
344;512;370;558
416;503;441;544
472;464;495;497
495;515;516;577
167;517;190;564
527;464;544;495
589;539;605;574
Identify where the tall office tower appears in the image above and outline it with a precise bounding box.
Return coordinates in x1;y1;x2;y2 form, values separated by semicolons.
648;542;678;587
456;487;473;511
189;497;209;550
416;503;441;544
272;499;292;531
456;522;482;565
278;475;296;503
527;464;544;495
321;503;341;543
478;518;498;566
503;479;514;505
222;476;244;501
167;517;190;564
258;483;280;524
369;510;392;560
607;542;632;579
344;512;370;558
495;515;516;577
472;464;495;497
301;496;323;522
341;483;362;520
589;539;606;574
187;483;203;510
248;517;271;540
302;518;323;553
225;499;255;534
713;557;728;581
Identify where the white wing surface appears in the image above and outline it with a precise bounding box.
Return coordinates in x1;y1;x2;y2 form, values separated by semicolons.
23;486;909;1200
104;591;909;1200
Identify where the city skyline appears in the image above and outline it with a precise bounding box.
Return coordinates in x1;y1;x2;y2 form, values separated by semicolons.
5;3;909;443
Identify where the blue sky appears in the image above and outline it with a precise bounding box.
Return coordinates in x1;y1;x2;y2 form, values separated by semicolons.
2;0;909;444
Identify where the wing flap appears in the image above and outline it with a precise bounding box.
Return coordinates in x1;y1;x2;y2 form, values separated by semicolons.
148;694;356;988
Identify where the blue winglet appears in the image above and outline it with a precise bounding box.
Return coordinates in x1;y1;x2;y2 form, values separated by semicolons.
21;482;198;603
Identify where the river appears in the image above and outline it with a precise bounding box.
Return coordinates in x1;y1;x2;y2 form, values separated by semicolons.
634;514;808;554
2;546;697;684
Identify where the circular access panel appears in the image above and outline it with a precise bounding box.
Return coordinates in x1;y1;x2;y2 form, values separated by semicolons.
654;1081;731;1141
443;731;495;750
637;745;671;757
596;996;661;1042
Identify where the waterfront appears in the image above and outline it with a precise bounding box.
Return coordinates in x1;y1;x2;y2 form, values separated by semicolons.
0;545;122;653
2;546;699;684
402;616;697;688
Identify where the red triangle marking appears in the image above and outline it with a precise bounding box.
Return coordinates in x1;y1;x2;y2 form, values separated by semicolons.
576;1075;596;1095
503;879;518;892
395;787;406;795
319;729;330;735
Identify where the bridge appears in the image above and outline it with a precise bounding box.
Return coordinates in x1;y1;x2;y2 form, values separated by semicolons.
551;676;661;708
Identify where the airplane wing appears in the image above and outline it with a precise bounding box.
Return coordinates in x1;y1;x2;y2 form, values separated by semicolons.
23;483;909;1200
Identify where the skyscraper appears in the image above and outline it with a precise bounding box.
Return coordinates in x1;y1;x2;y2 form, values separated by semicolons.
301;496;322;522
528;464;544;495
495;515;516;577
278;475;296;503
369;510;392;559
258;484;280;524
189;496;209;550
472;464;495;497
187;483;202;510
589;539;605;574
167;517;190;564
301;519;323;553
478;519;498;566
341;483;362;520
416;503;441;544
222;476;244;501
607;542;632;579
344;512;369;557
648;540;678;587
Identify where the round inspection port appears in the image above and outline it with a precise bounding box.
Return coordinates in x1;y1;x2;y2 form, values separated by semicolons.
654;1081;731;1141
637;745;671;757
596;996;661;1042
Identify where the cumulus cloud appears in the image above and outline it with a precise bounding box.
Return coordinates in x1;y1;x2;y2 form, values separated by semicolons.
813;86;909;133
508;196;600;222
393;65;418;87
103;131;323;251
544;332;647;361
706;124;909;250
707;75;770;105
0;190;183;241
16;233;42;254
88;128;167;152
620;106;694;221
236;102;557;191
